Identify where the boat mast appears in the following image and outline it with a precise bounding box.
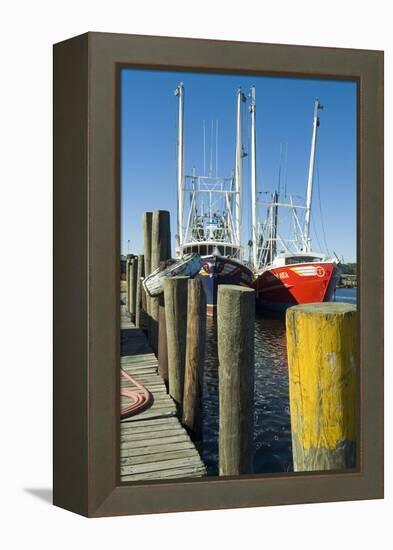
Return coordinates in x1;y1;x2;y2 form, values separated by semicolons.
175;82;185;249
235;88;246;247
304;99;322;252
249;86;258;269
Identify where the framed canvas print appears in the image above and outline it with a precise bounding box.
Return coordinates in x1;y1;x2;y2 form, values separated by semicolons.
53;32;383;517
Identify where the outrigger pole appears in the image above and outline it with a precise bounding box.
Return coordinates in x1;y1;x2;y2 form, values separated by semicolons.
249;86;258;269
304;99;323;252
175;83;185;248
235;88;246;247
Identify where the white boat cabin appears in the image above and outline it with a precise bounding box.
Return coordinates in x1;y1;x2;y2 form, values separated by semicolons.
271;251;328;268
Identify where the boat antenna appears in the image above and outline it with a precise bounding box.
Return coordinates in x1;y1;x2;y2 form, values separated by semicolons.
304;98;323;252
174;82;185;247
249;86;258;269
235;87;246;247
203;120;206;176
210;120;214;176
215;119;219;177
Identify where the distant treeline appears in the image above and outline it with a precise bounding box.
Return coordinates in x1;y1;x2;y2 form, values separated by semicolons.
341;262;356;275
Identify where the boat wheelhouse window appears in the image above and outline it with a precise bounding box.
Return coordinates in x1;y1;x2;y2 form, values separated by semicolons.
184;245;198;255
199;245;207;256
285;256;323;265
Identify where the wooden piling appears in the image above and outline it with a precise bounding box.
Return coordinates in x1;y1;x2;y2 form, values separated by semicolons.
182;278;206;441
286;302;357;472
164;276;189;411
135;254;144;328
157;301;168;382
150;210;171;353
142;212;153;335
142;212;153;276
218;285;255;476
126;255;135;314
125;256;132;312
129;256;138;322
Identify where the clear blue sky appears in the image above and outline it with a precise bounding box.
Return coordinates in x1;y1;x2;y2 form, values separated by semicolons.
121;69;357;262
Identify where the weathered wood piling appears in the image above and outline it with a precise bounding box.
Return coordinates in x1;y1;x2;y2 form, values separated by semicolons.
150;210;171;353
135;254;144;328
129;256;138;321
142;211;153;333
182;278;206;441
125;255;132;312
286;302;357;472
164;276;189;412
217;285;255;476
158;301;168;382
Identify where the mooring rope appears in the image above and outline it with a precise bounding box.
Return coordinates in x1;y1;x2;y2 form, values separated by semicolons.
120;368;153;419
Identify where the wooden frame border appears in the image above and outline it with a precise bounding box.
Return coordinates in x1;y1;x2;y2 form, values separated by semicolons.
53;32;383;517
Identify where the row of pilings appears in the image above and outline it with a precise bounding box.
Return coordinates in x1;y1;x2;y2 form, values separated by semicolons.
125;210;357;475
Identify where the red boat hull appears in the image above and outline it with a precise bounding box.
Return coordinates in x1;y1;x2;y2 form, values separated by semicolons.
253;262;340;311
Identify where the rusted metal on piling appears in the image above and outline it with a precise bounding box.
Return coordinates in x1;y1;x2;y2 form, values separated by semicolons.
286;302;357;471
182;278;206;441
218;285;255;476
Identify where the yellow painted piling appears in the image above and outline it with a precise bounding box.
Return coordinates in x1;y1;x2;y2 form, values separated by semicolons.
286;302;357;472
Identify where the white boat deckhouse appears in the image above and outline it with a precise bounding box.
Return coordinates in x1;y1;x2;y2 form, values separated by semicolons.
174;82;247;260
174;82;253;314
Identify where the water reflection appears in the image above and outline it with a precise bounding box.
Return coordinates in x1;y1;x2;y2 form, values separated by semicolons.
201;314;293;476
201;288;357;476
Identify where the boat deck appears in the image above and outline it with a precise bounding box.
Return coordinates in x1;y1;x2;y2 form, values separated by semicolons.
120;300;206;483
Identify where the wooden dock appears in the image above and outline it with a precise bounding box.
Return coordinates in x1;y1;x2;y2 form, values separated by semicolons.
120;299;206;482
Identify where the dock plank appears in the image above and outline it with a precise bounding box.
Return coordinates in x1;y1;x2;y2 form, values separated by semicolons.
120;299;206;483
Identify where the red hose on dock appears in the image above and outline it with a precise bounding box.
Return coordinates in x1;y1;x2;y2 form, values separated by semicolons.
120;368;153;419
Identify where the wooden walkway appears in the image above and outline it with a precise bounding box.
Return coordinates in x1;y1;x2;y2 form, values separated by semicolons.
120;299;206;482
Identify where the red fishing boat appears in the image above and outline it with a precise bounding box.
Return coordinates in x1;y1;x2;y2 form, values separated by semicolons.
253;252;340;311
248;94;340;311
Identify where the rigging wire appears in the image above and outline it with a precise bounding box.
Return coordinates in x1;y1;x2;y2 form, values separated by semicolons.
283;142;288;198
210;120;214;176
215;119;218;177
311;213;323;254
245;95;252;261
316;151;331;256
277;142;282;197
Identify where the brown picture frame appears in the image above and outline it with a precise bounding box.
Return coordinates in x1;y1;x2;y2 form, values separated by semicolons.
53;32;384;517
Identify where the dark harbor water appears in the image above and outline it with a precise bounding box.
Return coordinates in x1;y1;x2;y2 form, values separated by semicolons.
201;287;357;476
